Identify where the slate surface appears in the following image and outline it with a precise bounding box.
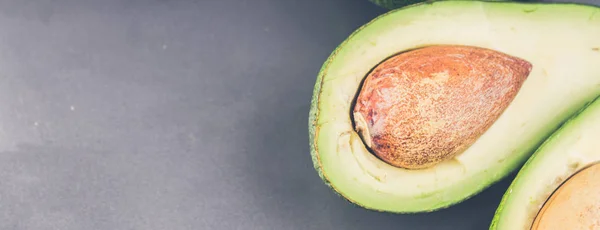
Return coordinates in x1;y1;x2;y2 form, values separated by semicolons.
0;0;597;229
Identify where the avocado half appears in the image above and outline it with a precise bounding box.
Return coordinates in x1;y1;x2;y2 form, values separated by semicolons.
490;96;600;229
308;0;600;213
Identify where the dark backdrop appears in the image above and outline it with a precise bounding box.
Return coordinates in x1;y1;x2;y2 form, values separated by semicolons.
0;0;596;229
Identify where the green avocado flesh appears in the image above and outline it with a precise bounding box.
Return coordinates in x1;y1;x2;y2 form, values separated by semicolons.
490;96;600;229
308;1;600;213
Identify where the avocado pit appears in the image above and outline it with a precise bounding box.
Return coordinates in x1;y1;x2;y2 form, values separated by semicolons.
531;162;600;230
352;45;532;169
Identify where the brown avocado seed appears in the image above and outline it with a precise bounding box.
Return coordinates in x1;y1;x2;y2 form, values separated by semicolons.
531;162;600;230
352;45;532;169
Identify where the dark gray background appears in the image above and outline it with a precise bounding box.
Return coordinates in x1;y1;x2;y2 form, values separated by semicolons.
0;0;596;229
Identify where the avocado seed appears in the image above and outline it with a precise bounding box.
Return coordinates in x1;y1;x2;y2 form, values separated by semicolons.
352;45;532;169
531;162;600;230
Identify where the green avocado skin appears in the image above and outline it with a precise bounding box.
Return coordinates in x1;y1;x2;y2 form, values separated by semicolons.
368;0;426;9
369;0;515;9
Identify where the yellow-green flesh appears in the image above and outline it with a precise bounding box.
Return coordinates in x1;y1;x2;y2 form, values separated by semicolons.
491;93;600;229
309;1;600;213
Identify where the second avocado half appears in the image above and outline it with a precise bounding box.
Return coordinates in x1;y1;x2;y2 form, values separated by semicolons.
491;92;600;229
309;1;600;213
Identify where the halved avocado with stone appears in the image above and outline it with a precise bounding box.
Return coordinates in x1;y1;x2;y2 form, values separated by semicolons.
308;0;600;213
490;96;600;229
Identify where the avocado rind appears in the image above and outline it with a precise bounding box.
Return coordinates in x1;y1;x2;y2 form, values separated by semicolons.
368;0;431;9
490;96;600;229
368;0;515;10
310;0;600;213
